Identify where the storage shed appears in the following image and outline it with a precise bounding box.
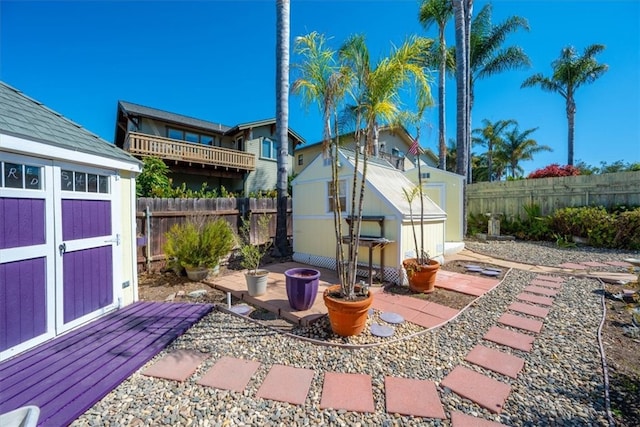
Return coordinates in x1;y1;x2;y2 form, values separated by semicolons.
291;149;446;285
0;82;142;361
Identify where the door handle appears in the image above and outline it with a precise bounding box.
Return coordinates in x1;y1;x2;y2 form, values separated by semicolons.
59;243;66;256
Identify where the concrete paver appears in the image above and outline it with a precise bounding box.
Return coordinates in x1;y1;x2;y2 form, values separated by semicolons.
384;377;446;419
142;350;208;382
441;366;511;414
507;302;550;318
516;292;554;306
320;372;375;413
197;356;261;392
484;326;535;352
465;345;525;379
256;365;315;405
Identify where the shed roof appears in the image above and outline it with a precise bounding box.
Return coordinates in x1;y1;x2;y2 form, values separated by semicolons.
341;149;446;220
0;81;140;166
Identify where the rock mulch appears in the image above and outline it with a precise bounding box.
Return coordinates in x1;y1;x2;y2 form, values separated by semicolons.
72;240;626;426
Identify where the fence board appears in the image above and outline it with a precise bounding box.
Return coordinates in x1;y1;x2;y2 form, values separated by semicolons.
135;198;292;272
467;171;640;218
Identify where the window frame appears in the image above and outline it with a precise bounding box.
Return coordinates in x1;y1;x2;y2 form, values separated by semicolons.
261;138;277;161
327;179;347;213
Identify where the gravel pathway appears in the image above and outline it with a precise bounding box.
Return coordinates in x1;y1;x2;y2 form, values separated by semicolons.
73;242;637;426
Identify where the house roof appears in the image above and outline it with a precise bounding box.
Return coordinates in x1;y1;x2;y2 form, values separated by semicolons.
0;81;140;166
119;101;306;144
118;100;231;134
340;149;446;220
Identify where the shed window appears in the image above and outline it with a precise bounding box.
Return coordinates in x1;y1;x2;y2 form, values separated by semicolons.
297;154;303;166
61;169;110;194
328;180;346;212
1;162;42;190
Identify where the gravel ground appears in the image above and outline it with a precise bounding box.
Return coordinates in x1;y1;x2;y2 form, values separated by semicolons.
71;241;640;426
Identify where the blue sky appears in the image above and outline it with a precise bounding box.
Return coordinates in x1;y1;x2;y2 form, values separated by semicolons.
1;0;638;175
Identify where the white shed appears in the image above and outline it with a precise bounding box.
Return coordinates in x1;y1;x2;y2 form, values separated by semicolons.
292;149;446;285
0;81;142;360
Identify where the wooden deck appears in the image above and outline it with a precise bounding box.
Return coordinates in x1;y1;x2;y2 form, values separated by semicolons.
0;301;213;426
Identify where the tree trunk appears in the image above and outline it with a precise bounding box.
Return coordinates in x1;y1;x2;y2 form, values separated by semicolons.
566;96;576;166
438;25;447;170
275;0;290;255
452;0;467;179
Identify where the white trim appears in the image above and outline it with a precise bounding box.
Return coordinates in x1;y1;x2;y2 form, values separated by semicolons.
130;176;139;302
0;133;141;172
0;244;49;263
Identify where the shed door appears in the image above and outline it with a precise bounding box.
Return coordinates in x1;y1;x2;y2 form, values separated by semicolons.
0;154;55;360
54;163;121;333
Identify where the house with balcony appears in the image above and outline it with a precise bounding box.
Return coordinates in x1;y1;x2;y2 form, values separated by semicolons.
293;125;438;175
114;101;305;195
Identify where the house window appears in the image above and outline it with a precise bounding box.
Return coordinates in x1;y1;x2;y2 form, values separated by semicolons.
185;132;199;143
201;135;214;146
167;127;215;145
262;138;277;160
328;180;346;212
168;128;183;140
1;162;42;190
297;154;303;166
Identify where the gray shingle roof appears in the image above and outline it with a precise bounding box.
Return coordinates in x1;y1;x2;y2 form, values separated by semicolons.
119;101;232;134
0;81;140;166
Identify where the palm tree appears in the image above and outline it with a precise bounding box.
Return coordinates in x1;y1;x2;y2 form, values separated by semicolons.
521;44;608;165
337;34;433;296
472;118;516;181
495;125;552;178
419;0;453;170
275;0;290;256
451;0;471;180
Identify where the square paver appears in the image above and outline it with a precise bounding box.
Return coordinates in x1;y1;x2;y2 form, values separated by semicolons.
465;345;525;379
484;326;535;352
558;262;589;270
507;302;550;319
516;292;554;306
581;261;609;267
256;365;315;405
530;279;563;289
142;349;208;382
606;261;633;267
440;366;511;414
498;313;543;333
320;372;375;413
450;411;506;426
523;285;558;297
534;275;564;283
385;376;445;419
410;312;449;329
197;356;261;392
424;302;460;320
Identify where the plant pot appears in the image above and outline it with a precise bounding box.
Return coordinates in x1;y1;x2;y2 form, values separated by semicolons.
185;266;209;282
402;258;440;293
323;284;373;337
245;269;269;296
285;268;320;311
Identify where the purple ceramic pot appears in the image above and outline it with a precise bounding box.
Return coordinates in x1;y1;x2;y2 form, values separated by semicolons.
285;268;320;311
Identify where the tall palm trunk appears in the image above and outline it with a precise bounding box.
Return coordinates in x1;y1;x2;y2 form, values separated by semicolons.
438;26;447;170
275;0;290;255
452;0;468;179
566;94;576;166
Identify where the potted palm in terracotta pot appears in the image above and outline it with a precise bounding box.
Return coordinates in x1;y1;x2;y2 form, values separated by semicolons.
293;32;432;336
238;213;272;296
401;129;440;293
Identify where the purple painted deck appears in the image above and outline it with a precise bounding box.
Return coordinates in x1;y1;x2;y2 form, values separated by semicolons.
0;301;213;426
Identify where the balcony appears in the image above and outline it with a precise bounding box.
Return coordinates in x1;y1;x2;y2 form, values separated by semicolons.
379;151;405;171
125;132;255;171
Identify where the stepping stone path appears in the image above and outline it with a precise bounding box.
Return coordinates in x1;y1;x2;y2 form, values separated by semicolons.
142;274;565;425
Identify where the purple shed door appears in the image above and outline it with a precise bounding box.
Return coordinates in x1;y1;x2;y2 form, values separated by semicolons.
59;199;115;327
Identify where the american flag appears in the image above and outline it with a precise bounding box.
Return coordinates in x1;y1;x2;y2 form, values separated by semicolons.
408;138;420;155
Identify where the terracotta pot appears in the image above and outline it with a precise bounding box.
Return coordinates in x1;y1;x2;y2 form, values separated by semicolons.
402;258;440;293
323;284;373;337
285;268;320;311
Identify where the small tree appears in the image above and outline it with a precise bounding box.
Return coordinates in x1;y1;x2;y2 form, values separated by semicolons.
238;214;272;275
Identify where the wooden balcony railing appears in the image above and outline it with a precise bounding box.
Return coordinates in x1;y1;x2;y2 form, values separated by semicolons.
125;132;255;171
379;152;405;171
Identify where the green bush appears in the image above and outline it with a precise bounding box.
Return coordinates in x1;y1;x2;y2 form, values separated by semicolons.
614;209;640;250
551;206;619;248
164;217;236;269
238;214;272;274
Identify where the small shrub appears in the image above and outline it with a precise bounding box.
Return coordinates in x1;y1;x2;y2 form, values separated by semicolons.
613;209;640;250
238;214;272;274
164;217;236;269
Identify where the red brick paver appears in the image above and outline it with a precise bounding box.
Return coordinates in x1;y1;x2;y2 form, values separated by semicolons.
197;356;261;392
558;262;589;270
320;372;375;413
385;377;446;419
581;261;609;267
450;411;506;426
535;275;564;283
465;345;525;379
606;261;633;267
507;302;550;318
256;365;315;405
441;366;511;414
142;350;208;382
523;285;558;297
484;326;535;352
498;313;544;333
516;292;554;306
530;279;563;289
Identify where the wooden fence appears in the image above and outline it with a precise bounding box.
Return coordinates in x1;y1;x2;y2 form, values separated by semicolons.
467;171;640;218
136;197;292;272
